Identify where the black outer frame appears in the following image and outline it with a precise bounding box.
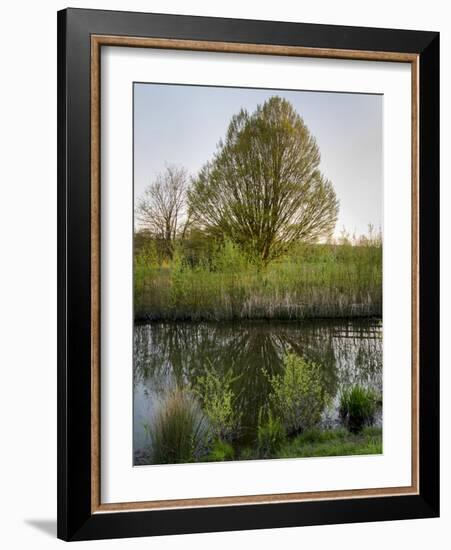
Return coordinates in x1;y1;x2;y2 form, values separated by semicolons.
57;8;439;542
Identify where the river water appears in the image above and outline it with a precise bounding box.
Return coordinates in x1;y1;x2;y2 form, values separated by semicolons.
133;319;382;455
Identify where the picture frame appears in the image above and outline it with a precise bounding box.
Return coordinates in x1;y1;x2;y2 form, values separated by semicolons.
57;7;439;541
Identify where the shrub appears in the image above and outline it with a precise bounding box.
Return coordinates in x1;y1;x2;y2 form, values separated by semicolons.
257;408;286;458
193;364;241;441
339;385;378;433
204;439;235;462
212;239;250;273
147;389;208;464
267;353;329;435
134;237;159;268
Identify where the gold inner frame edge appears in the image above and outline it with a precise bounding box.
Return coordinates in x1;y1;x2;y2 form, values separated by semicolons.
90;35;420;514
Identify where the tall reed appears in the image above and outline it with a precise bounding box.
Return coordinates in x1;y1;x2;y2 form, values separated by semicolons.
134;238;382;321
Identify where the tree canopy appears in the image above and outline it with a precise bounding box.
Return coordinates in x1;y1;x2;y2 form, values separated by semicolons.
188;96;339;263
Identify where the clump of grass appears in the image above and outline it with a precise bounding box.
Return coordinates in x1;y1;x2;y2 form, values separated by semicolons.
257;408;286;458
238;447;255;460
361;425;382;438
296;427;346;444
147;389;208;464
267;353;330;436
203;439;235;462
339;385;379;433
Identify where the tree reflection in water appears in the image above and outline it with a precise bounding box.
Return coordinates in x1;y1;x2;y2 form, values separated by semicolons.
133;320;382;451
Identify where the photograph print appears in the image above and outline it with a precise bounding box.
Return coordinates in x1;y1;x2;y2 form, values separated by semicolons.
133;83;383;466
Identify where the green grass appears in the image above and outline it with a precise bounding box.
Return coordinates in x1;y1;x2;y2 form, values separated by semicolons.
238;427;382;460
134;241;382;321
277;427;382;459
202;439;235;462
339;385;379;433
257;409;286;458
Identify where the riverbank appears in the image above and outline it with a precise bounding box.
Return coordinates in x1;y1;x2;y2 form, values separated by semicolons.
134;426;382;465
276;426;382;459
240;426;382;461
134;241;382;321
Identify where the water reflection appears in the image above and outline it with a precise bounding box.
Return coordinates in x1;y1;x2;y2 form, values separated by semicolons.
133;319;382;452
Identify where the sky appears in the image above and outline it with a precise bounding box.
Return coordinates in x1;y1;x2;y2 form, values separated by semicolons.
134;83;382;238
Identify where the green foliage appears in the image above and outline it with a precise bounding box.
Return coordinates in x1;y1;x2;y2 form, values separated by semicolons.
193;364;242;441
361;425;382;438
181;227;217;267
133;231;173;320
267;353;330;435
169;244;190;308
134;232;159;267
257;408;286;458
147;389;208;464
204;439;235;462
134;237;382;321
212;239;250;273
339;385;379;433
134;236;160;303
238;447;255;460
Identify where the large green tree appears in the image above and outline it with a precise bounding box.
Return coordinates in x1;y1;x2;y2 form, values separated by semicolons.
189;97;339;264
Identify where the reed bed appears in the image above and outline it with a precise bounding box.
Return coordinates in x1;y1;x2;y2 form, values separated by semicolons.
134;241;382;321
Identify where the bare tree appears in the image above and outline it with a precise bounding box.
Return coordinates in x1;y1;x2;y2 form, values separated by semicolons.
136;165;190;257
189;97;339;264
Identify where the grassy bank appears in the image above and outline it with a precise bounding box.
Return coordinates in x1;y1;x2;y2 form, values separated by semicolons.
239;426;382;460
135;427;382;465
134;239;382;321
276;426;382;459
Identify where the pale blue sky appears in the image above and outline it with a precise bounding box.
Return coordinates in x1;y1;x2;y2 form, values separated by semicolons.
134;83;382;237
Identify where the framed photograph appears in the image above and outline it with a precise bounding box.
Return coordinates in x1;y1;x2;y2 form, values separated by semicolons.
57;8;439;541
